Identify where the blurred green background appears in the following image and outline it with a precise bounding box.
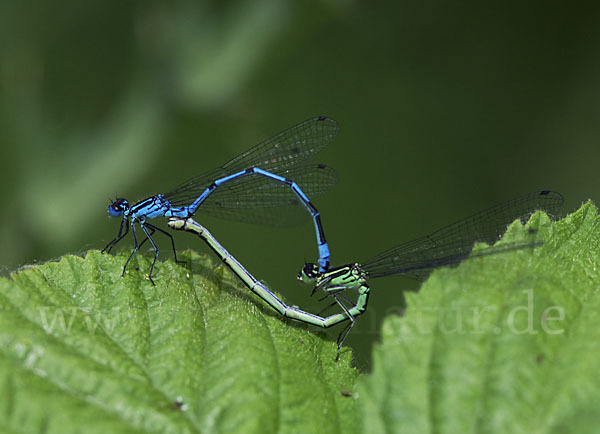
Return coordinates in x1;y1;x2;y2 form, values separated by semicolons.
2;0;599;368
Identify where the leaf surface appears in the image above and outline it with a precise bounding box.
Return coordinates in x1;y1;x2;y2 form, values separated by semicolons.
358;204;600;434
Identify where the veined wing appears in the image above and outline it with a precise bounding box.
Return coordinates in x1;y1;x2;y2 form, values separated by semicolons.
194;163;337;226
165;116;338;207
362;190;563;280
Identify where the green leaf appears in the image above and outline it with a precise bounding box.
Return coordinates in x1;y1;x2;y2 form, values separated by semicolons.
0;250;358;434
6;204;599;434
358;203;600;434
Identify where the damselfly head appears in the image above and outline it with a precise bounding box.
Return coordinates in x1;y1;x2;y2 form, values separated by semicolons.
107;198;129;217
297;262;320;284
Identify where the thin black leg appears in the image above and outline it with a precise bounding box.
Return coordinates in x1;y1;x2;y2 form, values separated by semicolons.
335;321;354;362
137;225;185;266
122;221;140;276
145;223;186;266
137;226;155;250
317;300;339;316
106;219;186;284
335;295;355;322
140;223;159;285
102;217;129;253
317;285;348;301
334;295;356;361
318;290;360;316
338;294;355;307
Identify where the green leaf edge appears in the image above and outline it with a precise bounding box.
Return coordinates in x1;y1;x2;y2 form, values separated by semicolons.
358;202;600;434
3;202;598;434
0;247;359;434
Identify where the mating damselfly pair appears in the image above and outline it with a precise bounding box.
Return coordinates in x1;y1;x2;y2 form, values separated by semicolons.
103;116;563;359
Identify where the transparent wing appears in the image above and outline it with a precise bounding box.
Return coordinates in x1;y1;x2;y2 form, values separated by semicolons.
196;164;338;226
362;190;563;280
165;116;339;208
